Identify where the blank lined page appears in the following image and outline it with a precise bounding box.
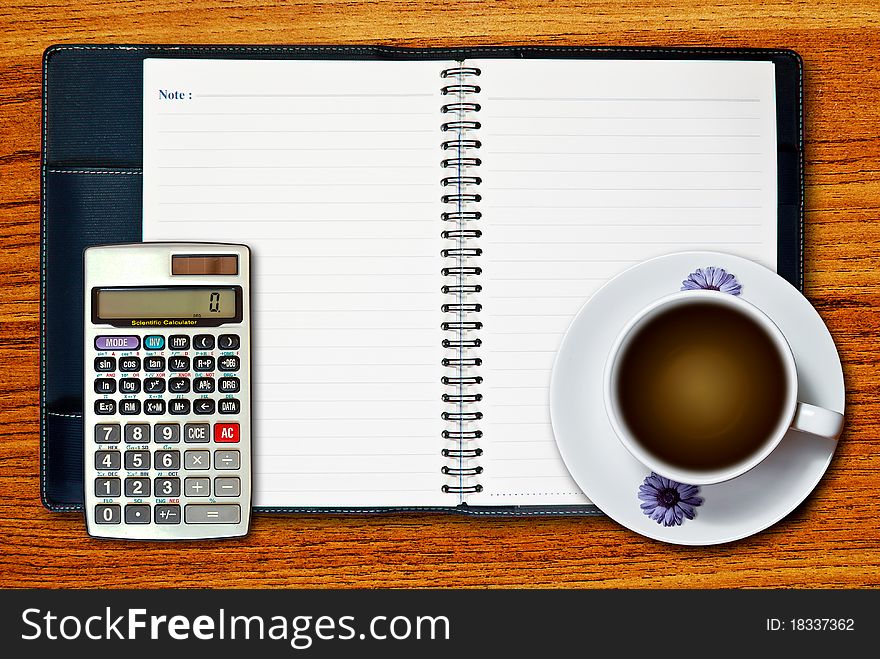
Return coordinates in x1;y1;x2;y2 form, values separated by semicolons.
471;59;778;506
143;59;447;507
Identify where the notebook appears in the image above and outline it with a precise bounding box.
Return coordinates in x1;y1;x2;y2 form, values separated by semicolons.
40;45;802;514
140;55;790;510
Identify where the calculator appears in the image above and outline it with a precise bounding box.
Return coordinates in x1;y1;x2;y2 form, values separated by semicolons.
84;243;251;540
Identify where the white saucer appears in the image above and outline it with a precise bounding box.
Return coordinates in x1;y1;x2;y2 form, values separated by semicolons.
550;252;844;545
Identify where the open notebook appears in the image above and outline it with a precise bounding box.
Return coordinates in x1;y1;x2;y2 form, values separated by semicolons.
142;56;781;510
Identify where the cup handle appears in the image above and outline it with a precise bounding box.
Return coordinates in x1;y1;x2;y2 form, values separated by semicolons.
791;402;844;440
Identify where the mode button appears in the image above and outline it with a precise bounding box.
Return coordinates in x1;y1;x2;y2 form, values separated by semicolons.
95;336;140;351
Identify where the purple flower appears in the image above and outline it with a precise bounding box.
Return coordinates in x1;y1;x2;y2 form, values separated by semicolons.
638;473;704;527
681;266;741;296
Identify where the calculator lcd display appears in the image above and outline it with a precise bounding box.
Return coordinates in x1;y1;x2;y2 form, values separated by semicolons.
96;287;238;319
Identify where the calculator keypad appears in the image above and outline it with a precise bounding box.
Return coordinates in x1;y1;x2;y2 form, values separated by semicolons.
89;331;246;530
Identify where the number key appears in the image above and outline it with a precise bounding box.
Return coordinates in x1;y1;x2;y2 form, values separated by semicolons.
125;477;151;497
154;477;180;498
95;504;121;525
95;478;121;498
154;423;180;444
95;451;121;471
124;424;150;444
155;450;181;471
124;450;151;470
94;424;120;444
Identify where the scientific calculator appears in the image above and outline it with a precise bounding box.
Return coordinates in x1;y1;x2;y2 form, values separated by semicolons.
84;243;252;540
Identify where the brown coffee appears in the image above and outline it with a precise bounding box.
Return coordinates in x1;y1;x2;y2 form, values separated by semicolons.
615;300;787;472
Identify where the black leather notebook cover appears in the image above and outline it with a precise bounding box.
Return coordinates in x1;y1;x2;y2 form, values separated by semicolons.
40;45;803;513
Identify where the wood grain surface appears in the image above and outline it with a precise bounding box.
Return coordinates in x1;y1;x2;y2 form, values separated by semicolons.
1;1;878;589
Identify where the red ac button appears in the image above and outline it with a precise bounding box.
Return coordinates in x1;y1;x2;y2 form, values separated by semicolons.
214;423;240;443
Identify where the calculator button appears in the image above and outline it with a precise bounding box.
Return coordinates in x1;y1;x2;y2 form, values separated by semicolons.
169;356;190;372
124;424;150;444
169;377;191;393
218;377;240;393
119;378;141;394
95;451;121;471
184;450;210;470
125;504;151;524
154;477;181;497
218;356;240;372
214;477;240;497
214;450;240;470
94;424;121;444
95;504;121;524
194;356;215;372
218;399;241;415
169;399;191;415
184;423;210;443
193;399;215;415
124;450;151;470
95;336;140;351
169;335;190;351
119;357;141;372
95;478;121;498
193;377;215;393
185;478;211;497
155;450;181;471
144;335;165;350
155;505;181;524
144;356;166;372
95;400;116;415
154;423;180;444
214;423;240;443
120;400;142;415
185;504;240;524
218;334;240;350
194;335;215;351
124;477;151;497
94;378;116;394
144;400;166;415
94;357;116;372
144;377;166;394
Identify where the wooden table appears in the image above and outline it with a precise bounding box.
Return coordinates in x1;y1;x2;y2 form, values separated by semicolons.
1;1;878;588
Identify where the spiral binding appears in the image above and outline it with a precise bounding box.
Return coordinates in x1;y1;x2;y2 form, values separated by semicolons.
441;64;484;498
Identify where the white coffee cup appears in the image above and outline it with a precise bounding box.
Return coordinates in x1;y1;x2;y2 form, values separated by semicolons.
604;290;844;485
